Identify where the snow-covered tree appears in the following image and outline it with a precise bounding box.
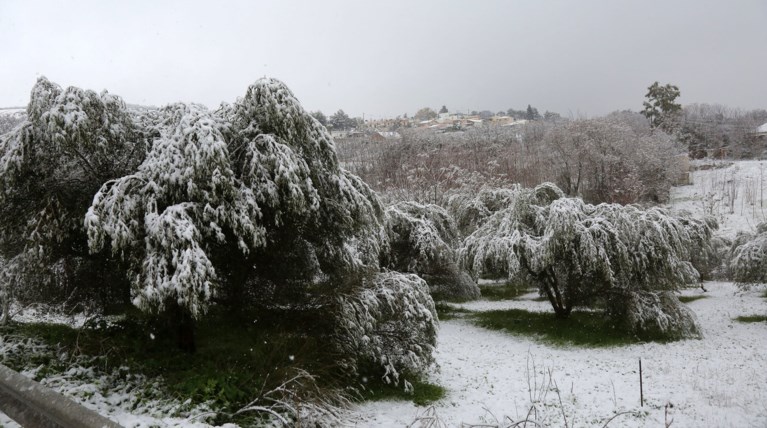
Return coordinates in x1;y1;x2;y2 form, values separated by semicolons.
84;78;436;378
729;222;767;285
447;184;525;237
0;76;437;384
460;183;712;338
335;271;438;384
384;201;479;301
0;77;142;314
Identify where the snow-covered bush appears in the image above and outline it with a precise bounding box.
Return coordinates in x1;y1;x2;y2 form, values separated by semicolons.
385;201;479;300
0;77;438;396
86;79;389;314
610;290;700;339
460;183;713;338
81;78;436;380
446;185;522;237
334;271;438;385
729;222;767;284
0;77;142;312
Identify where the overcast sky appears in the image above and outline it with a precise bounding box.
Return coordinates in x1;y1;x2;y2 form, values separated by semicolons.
1;0;765;119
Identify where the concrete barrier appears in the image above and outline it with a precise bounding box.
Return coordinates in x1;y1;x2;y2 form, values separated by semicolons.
0;363;123;428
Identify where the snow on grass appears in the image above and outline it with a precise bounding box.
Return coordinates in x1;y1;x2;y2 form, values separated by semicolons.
670;160;767;239
351;281;767;427
0;316;229;428
354;163;767;427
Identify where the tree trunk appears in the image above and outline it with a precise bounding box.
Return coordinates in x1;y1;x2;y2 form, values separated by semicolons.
543;274;571;319
167;301;196;353
177;309;196;353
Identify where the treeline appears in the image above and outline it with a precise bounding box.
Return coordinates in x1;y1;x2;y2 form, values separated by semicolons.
680;103;767;159
338;111;683;206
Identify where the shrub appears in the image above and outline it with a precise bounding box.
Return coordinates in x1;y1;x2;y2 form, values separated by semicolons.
384;201;479;300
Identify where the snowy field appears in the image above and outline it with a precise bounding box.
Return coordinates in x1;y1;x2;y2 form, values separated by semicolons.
670;160;767;239
1;161;766;427
352;283;767;427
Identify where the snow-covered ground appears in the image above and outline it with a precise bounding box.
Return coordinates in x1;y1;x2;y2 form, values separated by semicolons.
670;160;767;239
352;161;767;427
351;282;767;427
2;161;766;427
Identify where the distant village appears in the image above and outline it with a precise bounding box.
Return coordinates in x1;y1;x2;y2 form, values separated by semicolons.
328;108;538;142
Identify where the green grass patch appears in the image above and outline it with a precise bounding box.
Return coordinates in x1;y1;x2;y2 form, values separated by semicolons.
434;302;472;320
2;305;442;422
735;315;767;323
1;307;352;425
472;309;654;347
360;378;445;406
479;284;533;301
678;295;708;304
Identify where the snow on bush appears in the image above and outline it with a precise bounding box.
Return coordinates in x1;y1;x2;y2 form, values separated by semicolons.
0;77;141;311
615;290;700;340
85;80;389;317
334;271;438;385
460;183;713;338
729;222;767;285
385;201;479;300
81;77;434;383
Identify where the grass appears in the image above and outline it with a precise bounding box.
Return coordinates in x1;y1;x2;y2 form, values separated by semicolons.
479;284;534;301
435;302;472;320
359;378;445;406
5;309;333;425
472;309;657;347
2;305;441;424
734;315;767;323
678;295;708;304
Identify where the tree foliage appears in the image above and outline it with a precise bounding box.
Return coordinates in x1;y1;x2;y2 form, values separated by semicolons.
0;77;143;311
459;183;711;338
0;77;437;383
310;110;327;126
329;109;355;130
414;107;437;122
384;201;479;300
642;81;682;133
335;271;438;384
729;222;767;285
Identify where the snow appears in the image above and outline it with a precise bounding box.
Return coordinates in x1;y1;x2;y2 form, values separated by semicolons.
0;108;25;117
351;163;767;427
351;282;767;427
1;153;764;428
669;160;767;239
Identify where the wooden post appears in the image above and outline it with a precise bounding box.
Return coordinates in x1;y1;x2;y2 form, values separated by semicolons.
639;358;644;407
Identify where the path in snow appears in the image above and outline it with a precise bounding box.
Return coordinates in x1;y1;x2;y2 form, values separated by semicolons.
352;282;767;427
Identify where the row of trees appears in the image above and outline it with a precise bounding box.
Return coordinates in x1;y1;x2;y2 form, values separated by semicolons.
641;81;767;159
337;111;684;207
0;78;471;388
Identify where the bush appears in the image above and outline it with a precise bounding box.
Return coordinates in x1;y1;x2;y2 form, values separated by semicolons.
0;77;439;401
460;183;712;338
334;271;438;385
384;201;479;300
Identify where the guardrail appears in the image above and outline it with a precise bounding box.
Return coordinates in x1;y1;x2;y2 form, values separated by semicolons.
0;363;123;428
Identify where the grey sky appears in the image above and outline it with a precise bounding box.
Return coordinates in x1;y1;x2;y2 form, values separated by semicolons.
1;0;765;119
